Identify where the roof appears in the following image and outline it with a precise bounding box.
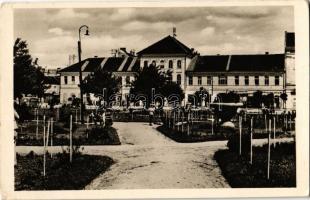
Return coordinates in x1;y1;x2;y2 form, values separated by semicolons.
137;35;193;56
285;32;295;52
188;54;285;73
58;56;140;73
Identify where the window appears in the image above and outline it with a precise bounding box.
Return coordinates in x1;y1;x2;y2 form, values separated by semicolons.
198;76;202;85
160;60;165;69
144;60;148;67
255;76;259;86
152;60;156;66
235;76;239;85
64;76;68;84
275;76;280;85
125;76;130;86
244;76;249;85
265;76;269;85
188;76;193;85
177;60;182;69
207;76;212;85
71;76;75;82
177;74;182;85
169;60;173;69
219;75;227;85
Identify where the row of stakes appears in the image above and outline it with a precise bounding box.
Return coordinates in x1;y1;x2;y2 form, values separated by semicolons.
238;115;294;180
39;114;93;177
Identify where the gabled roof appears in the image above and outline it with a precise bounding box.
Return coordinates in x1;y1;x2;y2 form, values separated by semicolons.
58;56;140;73
137;35;193;56
188;54;285;73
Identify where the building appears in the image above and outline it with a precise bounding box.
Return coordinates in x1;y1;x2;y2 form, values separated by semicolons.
58;32;295;109
58;54;140;104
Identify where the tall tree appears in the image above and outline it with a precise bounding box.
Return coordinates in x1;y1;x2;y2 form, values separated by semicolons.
82;69;121;106
14;38;45;98
130;63;184;107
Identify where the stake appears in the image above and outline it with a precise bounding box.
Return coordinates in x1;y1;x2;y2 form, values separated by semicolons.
273;116;276;148
211;114;214;135
70;115;73;163
46;120;50;153
43;115;46;177
36;109;39;140
86;115;89;139
75;109;78;124
239;115;242;155
51;118;54;158
250;117;253;164
267;119;271;180
181;111;184;133
265;114;267;133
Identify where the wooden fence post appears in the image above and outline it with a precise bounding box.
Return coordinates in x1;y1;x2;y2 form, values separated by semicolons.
181;111;184;133
250;117;253;164
51;117;54;158
36;109;39;140
273;116;276;148
211;114;214;135
239;115;242;155
70;115;73;163
43;115;46;177
265;114;267;133
267;119;271;180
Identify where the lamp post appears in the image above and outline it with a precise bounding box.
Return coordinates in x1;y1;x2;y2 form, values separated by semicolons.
78;25;89;124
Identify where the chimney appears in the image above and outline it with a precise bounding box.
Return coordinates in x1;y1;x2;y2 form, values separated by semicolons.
265;52;269;55
173;27;177;37
94;56;98;58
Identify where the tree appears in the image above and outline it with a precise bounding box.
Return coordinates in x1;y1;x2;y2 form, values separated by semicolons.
130;63;184;107
263;93;274;108
251;90;264;108
14;38;46;99
82;69;121;106
280;92;288;109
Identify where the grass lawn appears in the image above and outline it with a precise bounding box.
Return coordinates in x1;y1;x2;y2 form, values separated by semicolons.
214;142;296;187
15;152;114;190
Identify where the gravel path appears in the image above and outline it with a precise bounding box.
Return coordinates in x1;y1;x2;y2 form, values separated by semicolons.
84;122;229;189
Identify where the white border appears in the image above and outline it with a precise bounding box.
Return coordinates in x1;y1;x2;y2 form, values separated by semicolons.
0;0;309;199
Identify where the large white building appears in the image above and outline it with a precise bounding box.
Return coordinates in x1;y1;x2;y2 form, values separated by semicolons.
59;32;295;109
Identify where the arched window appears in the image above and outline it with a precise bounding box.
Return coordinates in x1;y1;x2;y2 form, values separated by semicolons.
160;60;165;69
177;60;182;69
125;76;130;86
177;74;182;85
169;60;173;69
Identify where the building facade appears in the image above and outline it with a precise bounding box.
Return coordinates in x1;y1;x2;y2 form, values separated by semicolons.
58;32;295;109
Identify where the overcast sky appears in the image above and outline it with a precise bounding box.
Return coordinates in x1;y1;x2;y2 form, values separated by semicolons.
14;6;294;69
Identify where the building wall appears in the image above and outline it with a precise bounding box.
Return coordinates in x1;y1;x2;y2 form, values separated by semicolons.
184;74;284;103
140;55;191;90
285;53;295;86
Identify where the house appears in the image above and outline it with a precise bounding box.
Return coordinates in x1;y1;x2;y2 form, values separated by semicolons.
58;31;295;109
58;54;140;104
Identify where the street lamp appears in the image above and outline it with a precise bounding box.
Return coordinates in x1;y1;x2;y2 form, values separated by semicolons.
78;25;89;124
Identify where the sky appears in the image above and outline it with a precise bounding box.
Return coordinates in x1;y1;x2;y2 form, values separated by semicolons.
14;6;294;69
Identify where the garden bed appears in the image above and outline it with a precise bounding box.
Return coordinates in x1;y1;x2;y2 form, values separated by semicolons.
156;125;235;143
214;142;296;187
16;126;121;146
15;152;114;190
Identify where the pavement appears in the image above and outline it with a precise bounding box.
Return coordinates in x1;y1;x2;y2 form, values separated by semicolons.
15;122;294;189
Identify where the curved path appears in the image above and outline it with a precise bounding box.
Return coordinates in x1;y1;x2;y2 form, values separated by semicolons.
84;122;230;189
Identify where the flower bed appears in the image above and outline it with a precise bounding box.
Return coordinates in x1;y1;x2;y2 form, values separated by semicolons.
214;142;296;187
15;152;114;190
